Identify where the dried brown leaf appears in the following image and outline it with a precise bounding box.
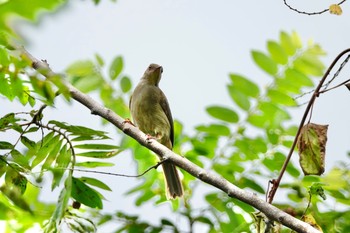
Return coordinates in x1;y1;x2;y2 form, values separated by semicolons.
297;123;328;175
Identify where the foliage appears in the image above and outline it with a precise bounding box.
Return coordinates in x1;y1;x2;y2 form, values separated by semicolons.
1;2;350;233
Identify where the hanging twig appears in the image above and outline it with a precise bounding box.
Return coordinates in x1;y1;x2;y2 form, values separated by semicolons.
267;48;350;204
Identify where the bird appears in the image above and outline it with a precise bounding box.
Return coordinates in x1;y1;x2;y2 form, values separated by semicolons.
129;63;183;199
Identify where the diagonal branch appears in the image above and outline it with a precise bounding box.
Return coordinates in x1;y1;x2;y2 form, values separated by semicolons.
17;46;321;233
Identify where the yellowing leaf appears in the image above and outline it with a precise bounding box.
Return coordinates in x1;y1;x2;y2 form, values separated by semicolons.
302;214;323;232
297;123;328;176
329;4;342;15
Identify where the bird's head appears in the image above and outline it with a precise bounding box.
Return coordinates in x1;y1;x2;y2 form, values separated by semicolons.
143;63;163;86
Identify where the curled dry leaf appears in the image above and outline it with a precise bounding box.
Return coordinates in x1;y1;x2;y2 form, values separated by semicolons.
297;123;328;176
302;214;324;232
329;4;342;15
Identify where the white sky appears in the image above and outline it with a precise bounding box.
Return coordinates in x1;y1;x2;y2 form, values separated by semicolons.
2;0;350;232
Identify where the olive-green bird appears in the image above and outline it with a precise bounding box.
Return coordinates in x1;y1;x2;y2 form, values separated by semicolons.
129;63;183;199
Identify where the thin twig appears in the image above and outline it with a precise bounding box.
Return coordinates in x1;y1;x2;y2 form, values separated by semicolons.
319;78;350;94
52;160;166;178
283;0;347;15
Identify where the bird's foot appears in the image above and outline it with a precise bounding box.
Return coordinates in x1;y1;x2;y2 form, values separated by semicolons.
123;118;135;126
145;134;156;143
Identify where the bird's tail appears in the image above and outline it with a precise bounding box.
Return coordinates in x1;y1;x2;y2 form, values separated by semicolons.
162;161;183;199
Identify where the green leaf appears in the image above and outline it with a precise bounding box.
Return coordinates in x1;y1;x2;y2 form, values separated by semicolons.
74;144;119;150
0;141;13;149
0;186;32;213
263;152;285;172
49;74;71;101
286;164;301;178
229;74;260;97
52;145;71;189
284;68;313;88
28;93;36;107
195;123;231;136
251;50;278;75
0;159;8;177
95;53;105;67
42;138;63;170
29;76;56;105
234;137;267;159
266;129;280;145
259;102;290;128
46;177;72;231
32;133;60;168
11;149;30;168
120;76;132;93
267;89;296;106
231;199;255;213
0;74;13;100
293;53;325;76
191;135;218;158
239;177;265;194
205;193;225;211
9;74;25;104
75;161;114;168
280;31;297;56
247;114;266;128
19;85;30;105
206;106;239;123
227;85;251;110
195;216;214;227
66;60;95;77
48;121;110;139
79;177;112;191
291;31;303;49
135;188;155;206
322;168;347;191
5;169;27;194
109;56;123;80
161;219;176;227
309;183;326;200
267;40;288;64
65;60;103;92
71;177;103;209
0;0;64;37
275;77;301;94
76;150;120;158
72;73;103;93
0;113;16;130
0;47;10;66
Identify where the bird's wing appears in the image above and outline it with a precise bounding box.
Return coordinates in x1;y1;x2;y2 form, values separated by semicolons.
129;94;133;109
159;90;174;148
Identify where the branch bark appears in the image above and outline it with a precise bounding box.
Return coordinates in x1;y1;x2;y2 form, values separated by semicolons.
18;46;321;233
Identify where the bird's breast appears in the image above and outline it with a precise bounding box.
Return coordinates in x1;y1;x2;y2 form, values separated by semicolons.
130;85;171;140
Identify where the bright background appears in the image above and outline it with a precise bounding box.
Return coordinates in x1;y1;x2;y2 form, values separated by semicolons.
2;0;350;232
